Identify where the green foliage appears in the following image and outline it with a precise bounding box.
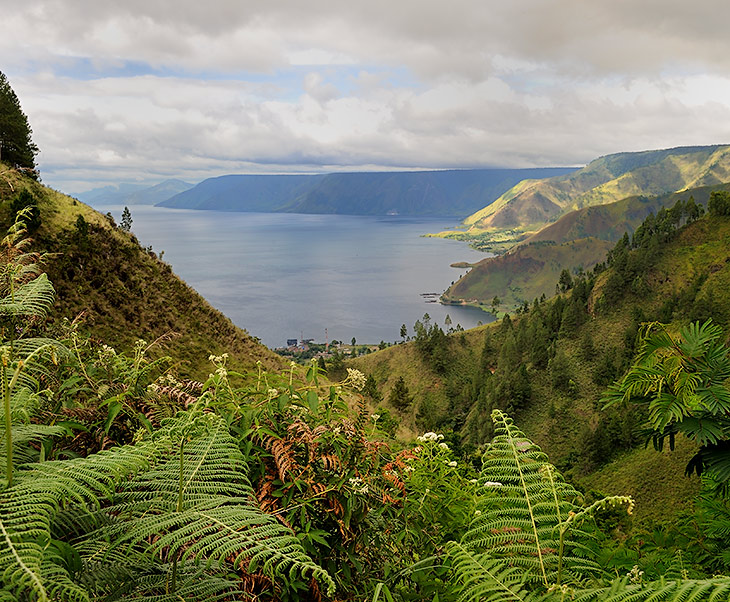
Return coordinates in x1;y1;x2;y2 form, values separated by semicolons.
603;320;730;484
0;70;38;171
10;190;41;233
120;205;133;232
708;190;730;216
388;375;413;411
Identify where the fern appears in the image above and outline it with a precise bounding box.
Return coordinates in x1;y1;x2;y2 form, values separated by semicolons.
446;541;533;602
101;412;334;596
572;576;730;602
461;410;601;587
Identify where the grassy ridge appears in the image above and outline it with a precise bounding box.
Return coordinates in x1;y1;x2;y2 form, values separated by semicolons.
442;237;613;311
445;183;730;310
466;144;730;232
0;163;285;379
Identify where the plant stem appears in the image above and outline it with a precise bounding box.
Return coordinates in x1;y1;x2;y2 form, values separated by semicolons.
170;438;185;593
3;358;12;486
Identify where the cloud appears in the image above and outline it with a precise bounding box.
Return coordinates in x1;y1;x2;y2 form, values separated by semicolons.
2;0;730;191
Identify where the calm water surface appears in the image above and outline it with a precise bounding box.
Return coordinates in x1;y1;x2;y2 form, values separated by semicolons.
110;206;493;348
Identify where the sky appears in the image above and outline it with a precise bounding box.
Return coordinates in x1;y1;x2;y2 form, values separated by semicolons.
2;0;730;193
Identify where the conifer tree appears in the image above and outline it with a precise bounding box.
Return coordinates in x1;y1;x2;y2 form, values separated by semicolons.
0;71;38;171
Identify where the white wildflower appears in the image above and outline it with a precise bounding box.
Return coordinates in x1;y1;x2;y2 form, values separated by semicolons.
267;388;279;398
469;479;478;484
346;368;367;391
484;481;503;487
626;565;644;584
447;461;457;468
371;414;381;422
474;510;482;516
438;442;449;450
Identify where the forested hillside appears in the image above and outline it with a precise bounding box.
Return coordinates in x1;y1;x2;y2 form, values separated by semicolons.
444;186;724;310
354;197;730;524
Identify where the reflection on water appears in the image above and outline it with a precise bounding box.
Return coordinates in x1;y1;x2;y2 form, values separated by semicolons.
108;206;494;348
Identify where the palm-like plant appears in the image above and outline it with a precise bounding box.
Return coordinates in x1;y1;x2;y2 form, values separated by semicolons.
602;319;730;484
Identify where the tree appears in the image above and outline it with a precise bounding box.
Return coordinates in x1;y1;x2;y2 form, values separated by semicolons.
603;320;730;485
400;323;407;341
0;71;39;171
388;375;412;411
491;295;500;314
120;206;133;232
708;190;730;217
558;268;573;293
351;336;356;346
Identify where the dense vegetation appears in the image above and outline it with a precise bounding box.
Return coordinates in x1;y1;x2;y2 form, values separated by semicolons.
2;77;730;600
0;71;38;173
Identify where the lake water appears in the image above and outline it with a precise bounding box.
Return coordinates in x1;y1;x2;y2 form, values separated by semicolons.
106;206;493;348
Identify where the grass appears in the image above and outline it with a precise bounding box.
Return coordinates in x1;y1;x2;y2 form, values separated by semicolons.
0;161;287;380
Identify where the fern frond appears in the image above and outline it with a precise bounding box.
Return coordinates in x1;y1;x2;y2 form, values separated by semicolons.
0;273;55;319
98;413;334;597
462;410;601;587
572;576;730;602
446;541;533;602
0;432;173;601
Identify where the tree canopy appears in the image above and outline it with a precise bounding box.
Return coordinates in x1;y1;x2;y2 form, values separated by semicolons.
0;71;39;171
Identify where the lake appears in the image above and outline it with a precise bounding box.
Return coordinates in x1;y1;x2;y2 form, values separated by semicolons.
106;206;494;348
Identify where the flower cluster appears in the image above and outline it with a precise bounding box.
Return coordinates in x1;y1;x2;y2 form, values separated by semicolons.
416;432;444;442
348;476;369;495
345;368;367;391
626;565;644;584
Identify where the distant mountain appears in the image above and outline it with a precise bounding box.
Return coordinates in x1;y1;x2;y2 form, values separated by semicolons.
443;182;730;309
77;179;192;206
158;168;577;217
76;182;147;205
463;144;730;231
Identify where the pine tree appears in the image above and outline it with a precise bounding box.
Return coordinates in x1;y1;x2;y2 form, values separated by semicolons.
388;376;412;411
0;71;39;171
120;206;133;232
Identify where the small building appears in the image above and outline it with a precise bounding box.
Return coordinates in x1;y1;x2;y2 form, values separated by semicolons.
286;339;298;347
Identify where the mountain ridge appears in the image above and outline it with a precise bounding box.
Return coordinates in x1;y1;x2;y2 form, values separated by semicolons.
157;168;577;217
463;144;730;232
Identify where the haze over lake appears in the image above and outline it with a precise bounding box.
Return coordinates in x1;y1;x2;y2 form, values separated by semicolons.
110;206;493;348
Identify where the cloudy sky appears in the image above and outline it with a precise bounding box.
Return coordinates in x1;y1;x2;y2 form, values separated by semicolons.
3;0;730;193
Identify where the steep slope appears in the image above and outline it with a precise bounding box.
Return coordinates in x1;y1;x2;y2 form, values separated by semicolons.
464;144;730;232
353;210;730;521
442;237;613;310
446;184;730;309
158;168;577;217
0;163;285;379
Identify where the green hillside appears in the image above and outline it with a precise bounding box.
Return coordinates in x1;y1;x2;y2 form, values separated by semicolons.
353;207;730;524
442;237;613;311
457;144;730;243
444;184;726;310
0;162;285;378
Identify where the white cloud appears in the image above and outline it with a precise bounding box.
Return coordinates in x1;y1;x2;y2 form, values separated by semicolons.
2;0;730;191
